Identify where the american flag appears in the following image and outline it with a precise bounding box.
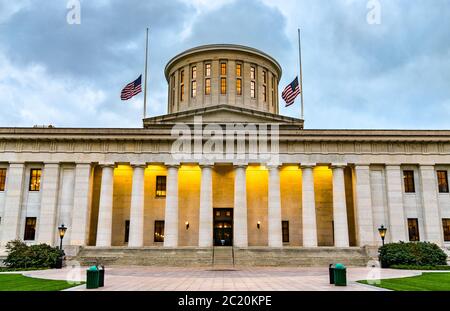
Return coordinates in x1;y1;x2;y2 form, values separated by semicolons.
282;77;301;107
121;75;142;100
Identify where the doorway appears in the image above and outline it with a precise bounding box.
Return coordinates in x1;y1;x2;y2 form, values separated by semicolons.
213;208;233;246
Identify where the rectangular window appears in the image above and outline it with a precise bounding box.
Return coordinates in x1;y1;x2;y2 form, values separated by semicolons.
0;168;6;191
191;66;197;79
263;70;267;84
29;169;41;191
191;80;197;98
205;63;211;77
205;78;211;95
437;170;449;193
236;64;242;77
443;219;450;242
408;218;420;241
236;79;242;96
24;217;37;241
171;75;175;107
154;220;165;242
282;221;289;243
272;76;276;106
250;66;256;79
221;63;227;76
403;170;415;193
221;78;227;95
156;176;167;198
250;81;256;99
263;85;267;102
124;220;130;243
180;70;185;102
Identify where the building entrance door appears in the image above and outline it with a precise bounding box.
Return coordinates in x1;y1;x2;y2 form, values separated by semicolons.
213;208;233;246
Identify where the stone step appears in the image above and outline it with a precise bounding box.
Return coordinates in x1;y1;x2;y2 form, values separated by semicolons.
213;247;234;268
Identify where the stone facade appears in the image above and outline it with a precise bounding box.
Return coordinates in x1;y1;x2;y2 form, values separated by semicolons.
0;45;450;265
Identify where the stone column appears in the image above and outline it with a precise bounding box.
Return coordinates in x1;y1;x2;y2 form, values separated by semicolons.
268;165;282;247
331;165;350;247
301;164;317;247
419;165;443;245
385;165;407;242
198;164;213;247
70;163;92;246
128;164;146;247
164;165;179;247
233;165;248;247
95;164;115;247
1;163;25;246
37;163;60;245
354;165;375;246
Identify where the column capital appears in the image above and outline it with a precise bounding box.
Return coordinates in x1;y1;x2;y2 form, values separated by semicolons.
354;164;371;170
233;162;248;169
267;164;280;170
300;163;316;169
8;162;25;167
98;162;115;168
165;162;180;169
199;162;214;169
75;162;92;167
418;164;436;170
385;164;402;170
43;162;60;167
131;163;147;169
330;163;347;170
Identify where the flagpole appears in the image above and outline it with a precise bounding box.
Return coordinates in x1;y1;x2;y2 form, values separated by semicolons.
298;28;304;120
143;27;149;119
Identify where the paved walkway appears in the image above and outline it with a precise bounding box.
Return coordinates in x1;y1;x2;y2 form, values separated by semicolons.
19;266;422;291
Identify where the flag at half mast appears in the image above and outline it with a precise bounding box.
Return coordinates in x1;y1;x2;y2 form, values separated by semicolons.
282;76;301;107
121;75;142;101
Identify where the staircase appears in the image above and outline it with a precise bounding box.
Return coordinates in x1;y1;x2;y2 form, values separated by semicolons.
213;247;235;270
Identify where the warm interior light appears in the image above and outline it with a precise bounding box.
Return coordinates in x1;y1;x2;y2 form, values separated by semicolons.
185;221;189;230
257;221;261;229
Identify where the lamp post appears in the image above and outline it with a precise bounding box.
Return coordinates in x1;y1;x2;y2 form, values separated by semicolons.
378;225;387;246
58;224;67;250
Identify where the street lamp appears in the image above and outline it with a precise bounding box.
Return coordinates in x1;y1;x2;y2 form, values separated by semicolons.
378;225;387;246
58;224;67;250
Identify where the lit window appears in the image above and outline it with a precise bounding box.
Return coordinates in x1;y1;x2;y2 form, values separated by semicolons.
403;170;415;193
221;63;227;76
24;217;37;241
236;64;242;77
0;169;6;191
29;169;41;191
191;81;197;98
221;78;227;95
408;218;420;241
236;79;242;96
154;220;165;242
250;66;256;79
282;221;289;243
205;63;211;77
205;78;211;95
250;81;256;99
443;219;450;242
437;171;449;193
191;66;197;79
156;176;167;197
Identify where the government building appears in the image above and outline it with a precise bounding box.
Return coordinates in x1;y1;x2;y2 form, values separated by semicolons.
0;44;449;266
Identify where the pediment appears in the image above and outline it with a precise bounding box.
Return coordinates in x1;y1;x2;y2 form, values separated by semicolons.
143;105;303;128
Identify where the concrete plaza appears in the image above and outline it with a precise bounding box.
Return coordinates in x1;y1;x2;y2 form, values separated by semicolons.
20;266;422;291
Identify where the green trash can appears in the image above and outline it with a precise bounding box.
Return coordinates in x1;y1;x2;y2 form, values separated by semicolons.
86;266;99;289
334;263;347;286
98;265;105;287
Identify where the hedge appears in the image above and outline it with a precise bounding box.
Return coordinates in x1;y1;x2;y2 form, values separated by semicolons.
4;240;64;269
379;241;447;268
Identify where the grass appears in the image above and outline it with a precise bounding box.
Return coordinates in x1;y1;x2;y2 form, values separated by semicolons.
0;267;49;272
359;272;450;291
0;274;83;291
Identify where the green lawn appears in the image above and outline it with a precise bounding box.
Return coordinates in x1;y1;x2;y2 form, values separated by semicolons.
359;272;450;291
0;274;83;291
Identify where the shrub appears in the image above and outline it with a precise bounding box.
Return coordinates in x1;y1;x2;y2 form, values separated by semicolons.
379;241;447;268
390;264;450;270
4;240;63;269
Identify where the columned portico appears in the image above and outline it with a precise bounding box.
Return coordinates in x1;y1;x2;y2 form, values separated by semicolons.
96;164;115;247
198;164;213;247
128;164;146;247
331;165;350;247
301;164;318;247
233;165;248;247
164;165;179;247
268;165;282;247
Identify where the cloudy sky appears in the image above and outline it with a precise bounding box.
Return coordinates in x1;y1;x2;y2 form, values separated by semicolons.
0;0;449;129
